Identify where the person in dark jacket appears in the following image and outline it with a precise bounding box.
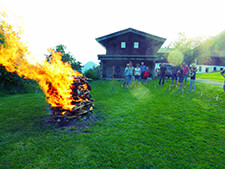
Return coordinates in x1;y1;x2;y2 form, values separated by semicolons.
221;70;225;78
140;62;146;81
171;64;179;87
189;63;198;92
177;65;184;89
220;70;225;91
158;64;167;86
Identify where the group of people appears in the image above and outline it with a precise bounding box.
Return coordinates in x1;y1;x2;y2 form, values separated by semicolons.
121;61;224;91
121;62;150;88
158;62;198;91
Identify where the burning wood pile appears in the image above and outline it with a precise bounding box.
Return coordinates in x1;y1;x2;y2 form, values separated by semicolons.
50;76;94;119
0;13;94;126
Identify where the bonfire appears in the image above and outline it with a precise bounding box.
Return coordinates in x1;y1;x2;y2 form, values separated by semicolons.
50;75;94;119
0;12;94;121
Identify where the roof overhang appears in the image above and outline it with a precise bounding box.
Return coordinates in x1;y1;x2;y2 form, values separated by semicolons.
96;28;166;43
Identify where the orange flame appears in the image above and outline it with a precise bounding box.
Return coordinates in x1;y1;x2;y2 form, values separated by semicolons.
62;111;67;115
0;13;83;111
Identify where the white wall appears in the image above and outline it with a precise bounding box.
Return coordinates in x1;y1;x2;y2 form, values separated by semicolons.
156;63;225;73
196;65;225;73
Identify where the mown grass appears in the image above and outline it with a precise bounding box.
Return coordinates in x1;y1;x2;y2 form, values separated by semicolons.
0;80;225;168
197;72;225;82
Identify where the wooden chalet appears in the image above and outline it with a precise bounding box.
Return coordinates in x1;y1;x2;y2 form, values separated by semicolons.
96;28;166;79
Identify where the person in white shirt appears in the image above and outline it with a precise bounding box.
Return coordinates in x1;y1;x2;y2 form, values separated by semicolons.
133;63;141;87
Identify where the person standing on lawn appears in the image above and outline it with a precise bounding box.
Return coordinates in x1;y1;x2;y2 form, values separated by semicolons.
140;62;146;82
158;63;167;86
220;69;225;91
121;63;129;88
177;65;184;89
182;62;190;88
171;64;179;87
221;70;225;78
189;63;198;92
143;67;150;85
127;62;134;88
134;63;141;87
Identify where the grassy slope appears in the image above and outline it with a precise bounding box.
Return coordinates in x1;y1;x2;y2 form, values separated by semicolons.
197;72;225;82
0;80;225;168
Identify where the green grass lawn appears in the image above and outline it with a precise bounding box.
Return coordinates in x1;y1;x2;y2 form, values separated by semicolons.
197;72;225;82
0;80;225;168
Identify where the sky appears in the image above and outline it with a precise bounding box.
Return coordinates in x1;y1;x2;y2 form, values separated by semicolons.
0;0;225;65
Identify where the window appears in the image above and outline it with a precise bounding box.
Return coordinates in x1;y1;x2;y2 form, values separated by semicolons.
214;67;217;71
220;68;223;71
134;42;139;48
121;42;126;48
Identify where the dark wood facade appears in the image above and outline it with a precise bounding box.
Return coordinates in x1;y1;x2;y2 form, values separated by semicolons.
96;28;166;79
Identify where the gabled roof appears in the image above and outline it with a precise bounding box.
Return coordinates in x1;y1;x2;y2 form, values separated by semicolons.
96;28;166;42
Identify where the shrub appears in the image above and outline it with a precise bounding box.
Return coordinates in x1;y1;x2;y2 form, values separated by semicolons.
84;66;101;80
0;66;40;94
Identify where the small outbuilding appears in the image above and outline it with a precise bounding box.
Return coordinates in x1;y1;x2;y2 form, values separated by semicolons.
196;50;225;73
96;28;166;79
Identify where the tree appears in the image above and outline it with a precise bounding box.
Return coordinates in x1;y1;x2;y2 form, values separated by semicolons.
211;30;225;57
170;32;214;66
46;44;82;72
